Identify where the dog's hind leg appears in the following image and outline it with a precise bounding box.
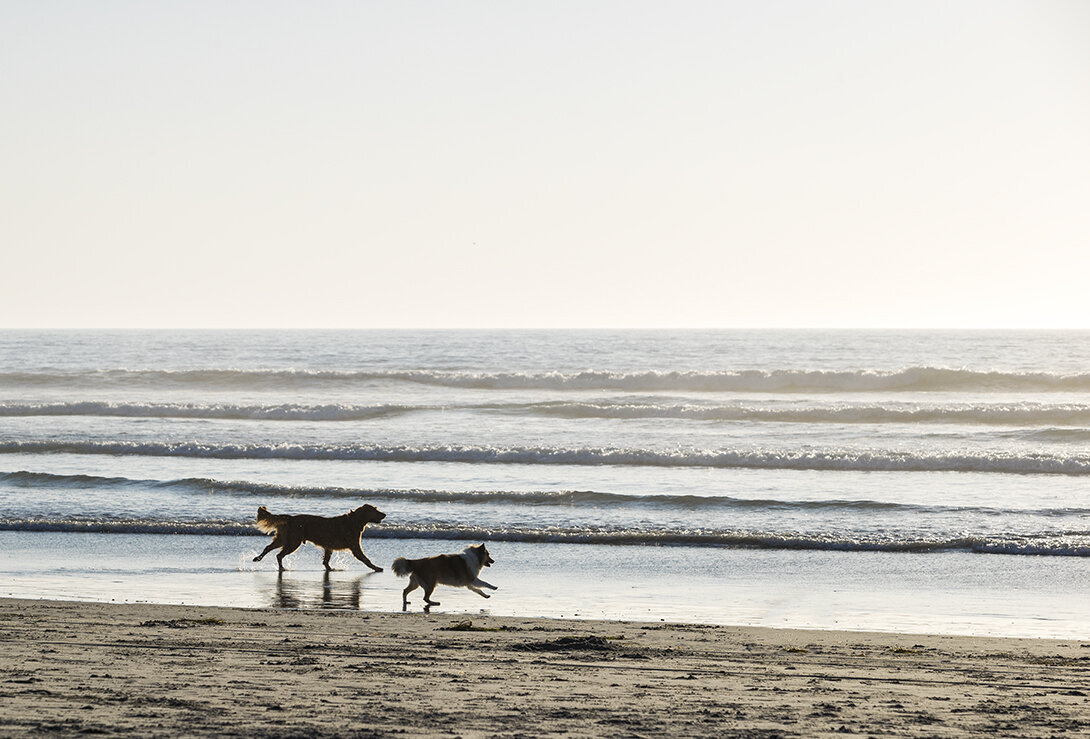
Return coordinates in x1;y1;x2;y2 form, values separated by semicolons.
402;575;421;611
253;538;281;562
422;581;440;607
322;548;334;571
349;543;383;572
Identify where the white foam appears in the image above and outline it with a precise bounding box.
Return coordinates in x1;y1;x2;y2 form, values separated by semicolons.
4;366;1090;393
0;401;415;421
4;440;1090;475
2;517;1087;557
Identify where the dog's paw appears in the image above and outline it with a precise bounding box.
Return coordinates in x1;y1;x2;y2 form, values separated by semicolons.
371;566;384;572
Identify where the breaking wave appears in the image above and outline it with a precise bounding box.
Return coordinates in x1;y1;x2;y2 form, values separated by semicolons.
7;470;1075;515
6;399;1090;427
3;440;1089;475
0;401;418;422
1;516;1086;556
522;400;1090;426
3;366;1090;393
7;471;1089;516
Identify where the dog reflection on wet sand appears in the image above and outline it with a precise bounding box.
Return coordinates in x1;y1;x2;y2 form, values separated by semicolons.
253;504;386;572
271;570;370;610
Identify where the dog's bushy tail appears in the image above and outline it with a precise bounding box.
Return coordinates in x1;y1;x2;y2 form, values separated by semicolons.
255;505;287;534
391;557;411;577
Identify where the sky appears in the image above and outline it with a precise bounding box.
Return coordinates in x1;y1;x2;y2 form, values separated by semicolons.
2;1;1088;329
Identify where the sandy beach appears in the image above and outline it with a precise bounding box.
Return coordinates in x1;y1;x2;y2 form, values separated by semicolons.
2;597;1088;737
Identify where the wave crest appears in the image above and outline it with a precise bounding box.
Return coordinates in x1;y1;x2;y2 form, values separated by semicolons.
0;401;415;422
3;440;1089;475
526;400;1090;426
8;399;1090;427
1;517;1086;556
10;470;1089;516
3;366;1090;393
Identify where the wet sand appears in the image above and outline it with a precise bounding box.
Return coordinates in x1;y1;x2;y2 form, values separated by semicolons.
2;597;1088;737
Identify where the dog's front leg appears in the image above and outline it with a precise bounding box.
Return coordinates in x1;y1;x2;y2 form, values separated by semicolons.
467;585;491;599
472;577;498;591
349;544;383;572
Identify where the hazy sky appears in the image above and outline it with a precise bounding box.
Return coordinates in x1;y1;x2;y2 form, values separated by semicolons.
3;1;1088;329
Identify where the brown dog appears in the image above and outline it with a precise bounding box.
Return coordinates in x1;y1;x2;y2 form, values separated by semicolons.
252;505;386;572
392;544;496;610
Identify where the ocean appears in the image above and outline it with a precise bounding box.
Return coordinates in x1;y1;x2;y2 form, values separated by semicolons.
1;329;1088;637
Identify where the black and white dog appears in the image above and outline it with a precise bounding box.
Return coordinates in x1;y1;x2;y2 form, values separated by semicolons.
392;544;497;610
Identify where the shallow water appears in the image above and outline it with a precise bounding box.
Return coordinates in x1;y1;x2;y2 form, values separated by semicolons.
2;330;1088;638
3;532;1087;639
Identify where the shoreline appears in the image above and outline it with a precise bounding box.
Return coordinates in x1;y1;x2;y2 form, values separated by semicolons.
3;597;1088;737
5;531;1089;640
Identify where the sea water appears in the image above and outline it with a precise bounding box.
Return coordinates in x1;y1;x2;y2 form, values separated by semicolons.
1;330;1088;637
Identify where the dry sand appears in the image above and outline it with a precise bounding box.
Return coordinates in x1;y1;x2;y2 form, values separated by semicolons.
2;597;1088;737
